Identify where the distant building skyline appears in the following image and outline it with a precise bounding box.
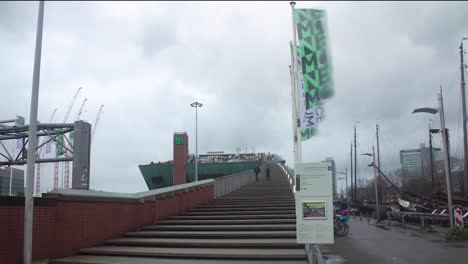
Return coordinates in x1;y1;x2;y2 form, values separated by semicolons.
399;143;444;185
0;167;24;196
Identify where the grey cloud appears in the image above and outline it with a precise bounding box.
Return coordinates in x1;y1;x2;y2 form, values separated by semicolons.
1;1;467;193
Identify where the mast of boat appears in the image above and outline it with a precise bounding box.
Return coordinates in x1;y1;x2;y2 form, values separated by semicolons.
460;38;468;199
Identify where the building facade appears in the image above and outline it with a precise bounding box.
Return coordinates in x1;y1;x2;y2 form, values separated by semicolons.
400;143;443;185
0;167;24;196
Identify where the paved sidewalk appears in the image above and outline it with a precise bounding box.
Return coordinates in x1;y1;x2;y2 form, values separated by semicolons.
319;219;468;264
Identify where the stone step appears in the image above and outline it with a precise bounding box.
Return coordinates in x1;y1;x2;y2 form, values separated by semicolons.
169;214;296;220
197;204;295;209
52;255;307;264
141;224;296;231
189;206;295;212
205;200;294;203
156;219;296;225
225;191;293;198
182;210;296;216
105;237;302;248
125;230;296;238
226;192;291;194
211;199;295;204
79;246;306;260
217;197;294;201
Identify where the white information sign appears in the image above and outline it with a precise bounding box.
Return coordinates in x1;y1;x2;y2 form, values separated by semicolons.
295;162;334;244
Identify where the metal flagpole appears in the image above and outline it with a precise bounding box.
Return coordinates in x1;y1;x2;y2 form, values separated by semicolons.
290;1;302;163
24;1;45;263
289;65;298;163
195;105;198;182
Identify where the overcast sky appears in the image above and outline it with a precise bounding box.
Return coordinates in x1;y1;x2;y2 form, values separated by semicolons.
1;1;467;193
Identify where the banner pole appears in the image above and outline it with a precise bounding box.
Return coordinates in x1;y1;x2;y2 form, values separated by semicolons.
289;64;298;164
290;1;302;163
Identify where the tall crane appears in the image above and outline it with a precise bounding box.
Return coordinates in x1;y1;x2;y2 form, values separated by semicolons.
92;105;104;143
54;87;82;190
34;108;57;196
74;98;88;121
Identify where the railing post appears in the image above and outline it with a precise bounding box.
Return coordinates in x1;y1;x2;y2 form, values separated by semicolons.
387;211;391;230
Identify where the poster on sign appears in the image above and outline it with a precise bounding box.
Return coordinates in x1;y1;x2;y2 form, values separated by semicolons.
303;201;327;219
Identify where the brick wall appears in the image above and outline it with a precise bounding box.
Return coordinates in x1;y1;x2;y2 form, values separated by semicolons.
0;185;214;264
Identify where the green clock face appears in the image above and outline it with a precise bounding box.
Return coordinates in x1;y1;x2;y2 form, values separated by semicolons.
175;136;184;145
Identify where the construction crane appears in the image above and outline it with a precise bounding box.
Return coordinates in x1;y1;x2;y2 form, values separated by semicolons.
54;87;82;190
91;105;104;143
74;98;88;121
34;108;57;196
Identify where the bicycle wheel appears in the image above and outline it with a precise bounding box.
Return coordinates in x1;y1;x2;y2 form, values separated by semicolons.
335;222;346;236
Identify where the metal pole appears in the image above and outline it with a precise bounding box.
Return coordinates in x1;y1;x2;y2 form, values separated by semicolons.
195;105;198;182
354;125;357;204
446;128;453;193
350;143;353;205
290;1;302;163
345;167;349;208
289;64;298;164
9;166;13;196
460;40;468;199
9;142;15;196
429;123;435;193
376;124;384;203
373;146;380;221
439;89;454;229
24;2;44;263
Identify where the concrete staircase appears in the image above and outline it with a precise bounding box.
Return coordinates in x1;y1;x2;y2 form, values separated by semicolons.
52;165;305;263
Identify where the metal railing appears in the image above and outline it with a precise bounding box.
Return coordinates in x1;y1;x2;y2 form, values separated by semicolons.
386;210;452;231
277;162;295;192
305;243;325;264
214;165;266;198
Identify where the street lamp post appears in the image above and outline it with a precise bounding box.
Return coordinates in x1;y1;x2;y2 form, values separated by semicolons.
361;151;379;220
24;2;45;263
337;168;348;208
190;102;203;182
412;90;454;229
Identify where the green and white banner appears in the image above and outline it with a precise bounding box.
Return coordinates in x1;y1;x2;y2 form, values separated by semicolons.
290;42;326;131
289;44;319;142
294;8;334;110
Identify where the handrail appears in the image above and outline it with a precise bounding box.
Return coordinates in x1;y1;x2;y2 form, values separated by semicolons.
43;179;215;202
277;162;295;192
214;164;266;198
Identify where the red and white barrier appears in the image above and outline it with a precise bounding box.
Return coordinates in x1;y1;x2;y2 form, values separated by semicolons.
454;208;464;228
